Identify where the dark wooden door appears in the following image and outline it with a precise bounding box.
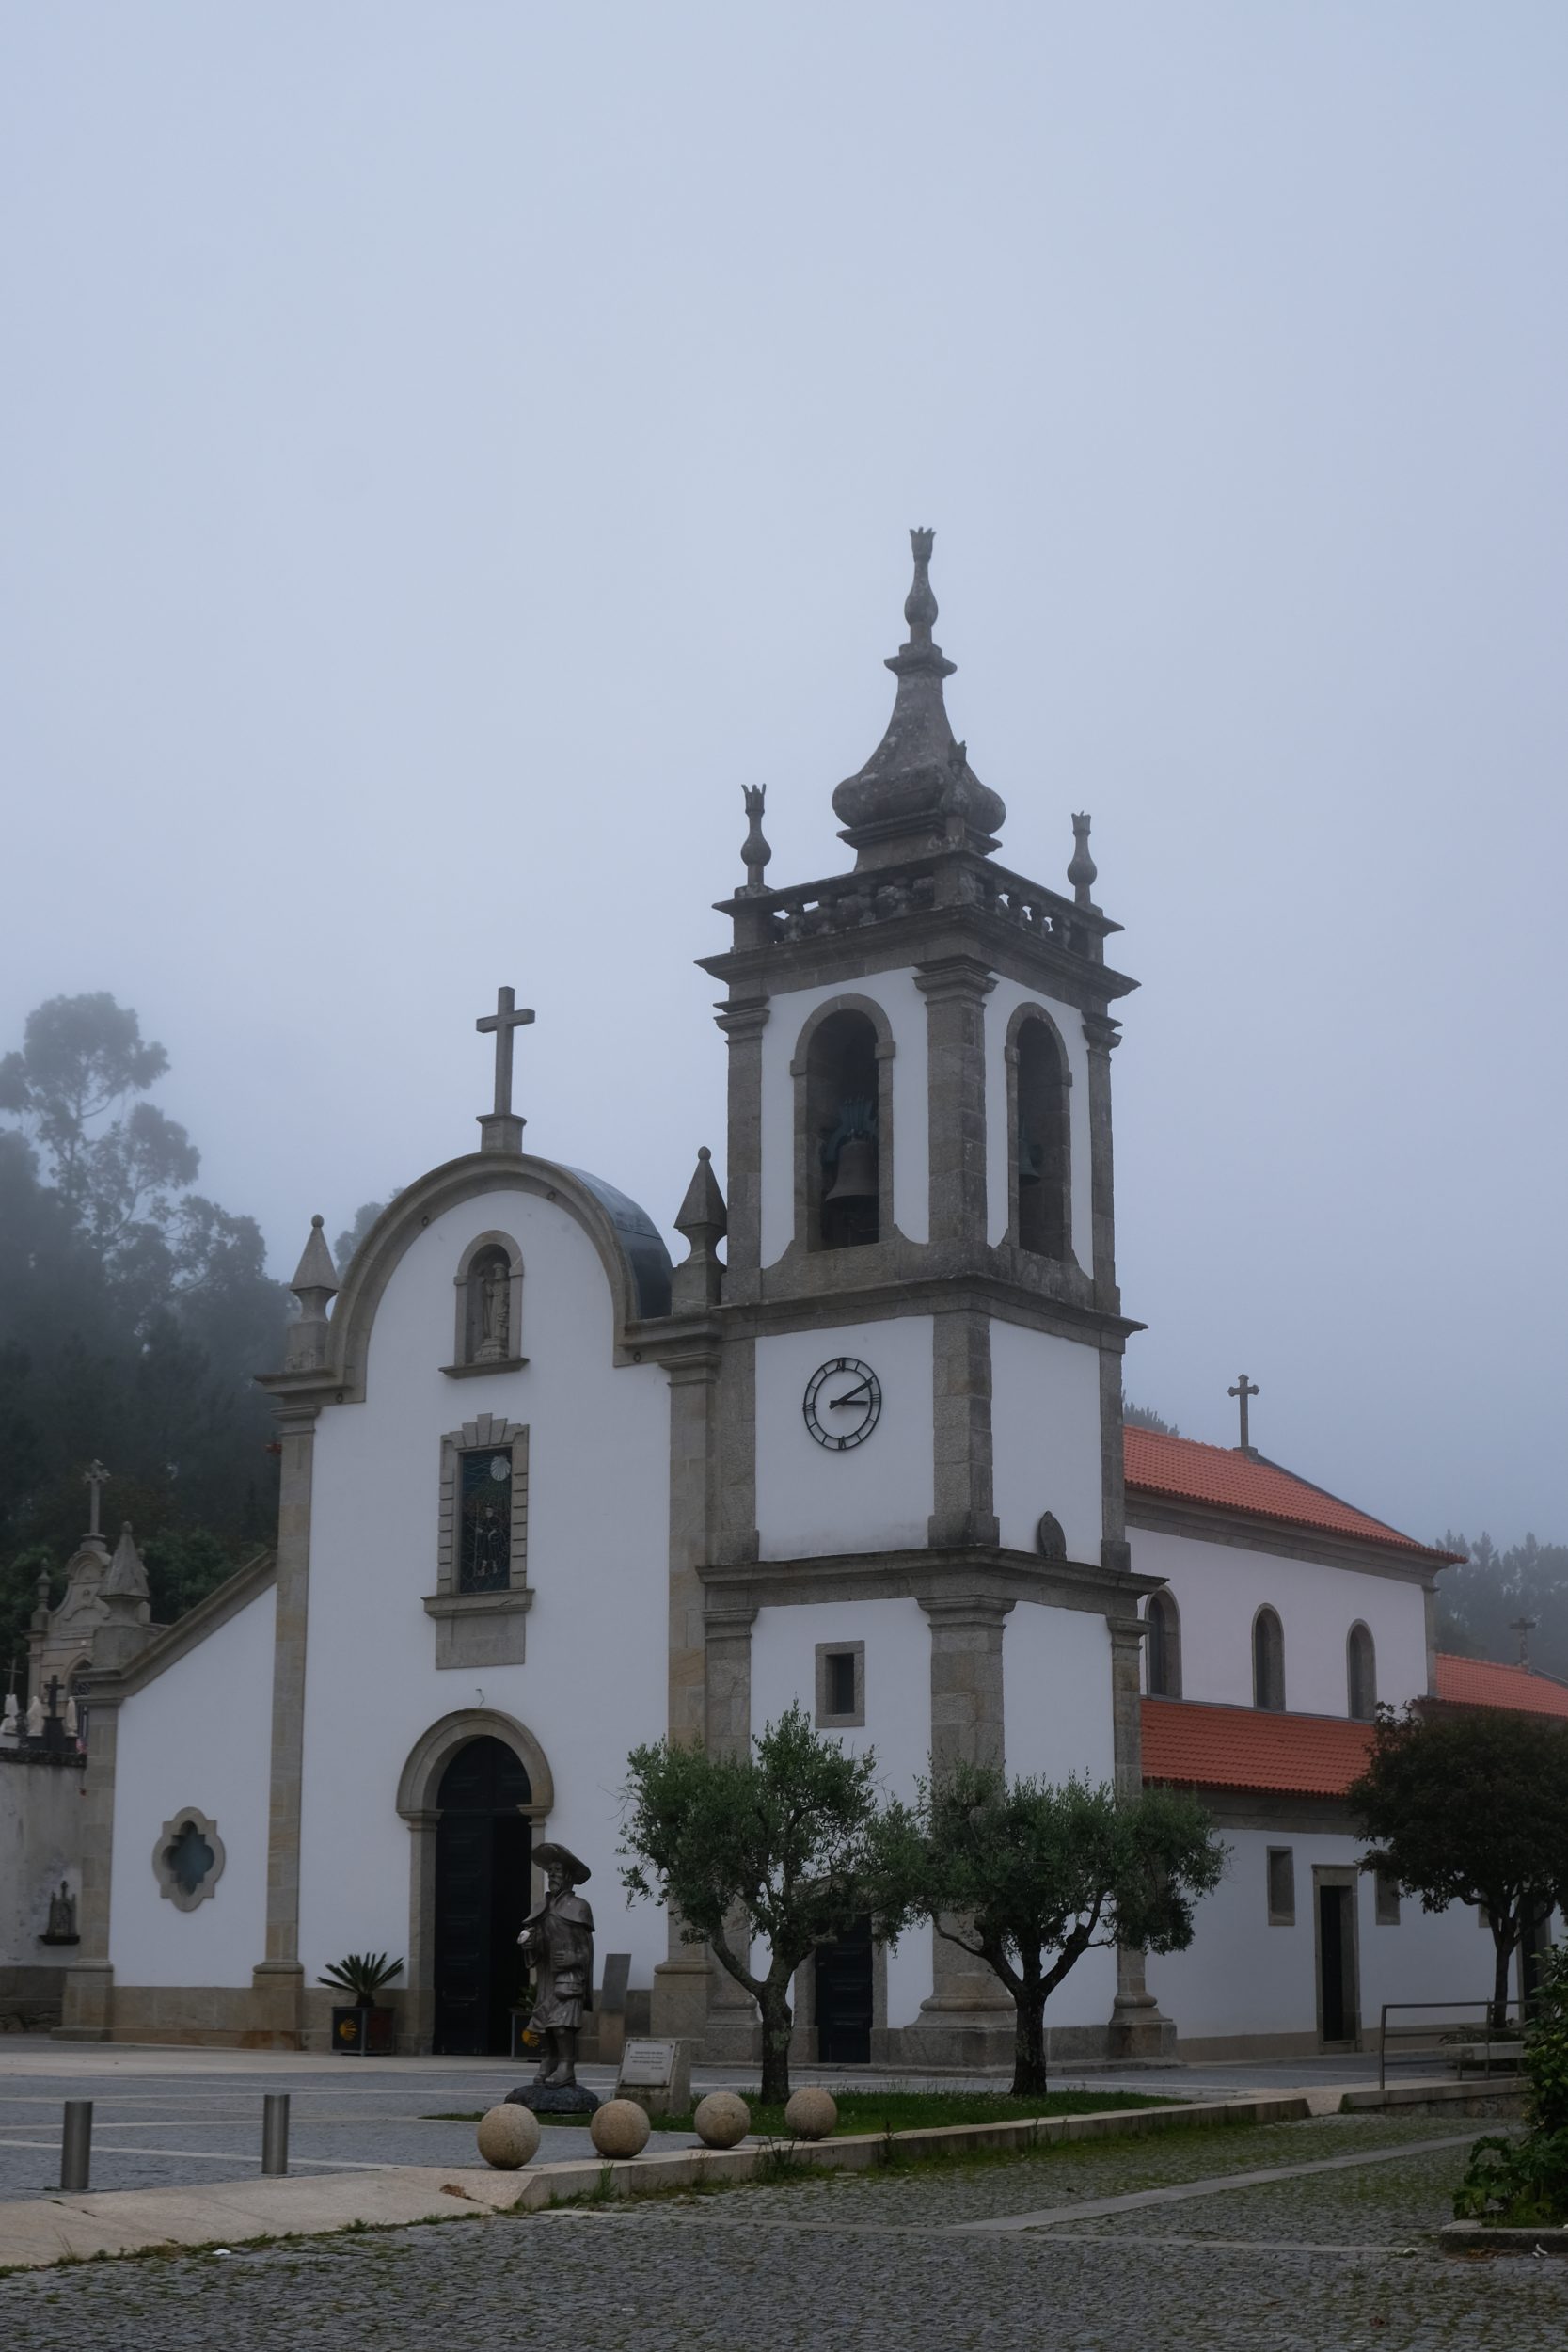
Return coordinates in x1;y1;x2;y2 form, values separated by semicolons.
816;1915;873;2063
1318;1884;1352;2044
432;1738;531;2056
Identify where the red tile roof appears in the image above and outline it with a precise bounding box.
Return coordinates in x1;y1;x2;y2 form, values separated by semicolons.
1434;1652;1568;1719
1142;1696;1374;1796
1124;1427;1460;1565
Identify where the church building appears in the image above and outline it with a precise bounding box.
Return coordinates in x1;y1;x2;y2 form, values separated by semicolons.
48;533;1559;2063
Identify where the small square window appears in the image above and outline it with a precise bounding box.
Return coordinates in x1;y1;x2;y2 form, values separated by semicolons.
1375;1868;1401;1927
815;1642;864;1728
1267;1847;1295;1926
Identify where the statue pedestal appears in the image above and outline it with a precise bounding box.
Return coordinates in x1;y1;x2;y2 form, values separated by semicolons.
506;2081;602;2116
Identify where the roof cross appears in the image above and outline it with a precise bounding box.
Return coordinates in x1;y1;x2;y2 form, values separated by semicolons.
1227;1374;1260;1455
475;987;535;1155
83;1460;110;1542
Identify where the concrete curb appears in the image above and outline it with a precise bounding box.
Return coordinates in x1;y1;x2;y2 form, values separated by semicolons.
0;2085;1472;2274
1440;2220;1568;2259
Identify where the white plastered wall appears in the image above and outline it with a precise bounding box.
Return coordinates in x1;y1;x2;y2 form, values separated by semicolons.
990;1320;1103;1562
1150;1827;1507;2047
1131;1528;1432;1715
984;977;1093;1265
295;1185;672;1994
1000;1598;1119;2026
108;1585;276;1985
751;1597;932;2027
759;972;931;1263
754;1317;934;1560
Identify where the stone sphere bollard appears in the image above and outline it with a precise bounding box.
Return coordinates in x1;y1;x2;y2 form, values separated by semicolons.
476;2103;542;2169
783;2088;838;2141
692;2091;752;2149
590;2098;652;2158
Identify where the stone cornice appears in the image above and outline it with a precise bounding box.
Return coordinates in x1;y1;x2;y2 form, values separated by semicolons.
1126;1492;1443;1584
79;1549;277;1705
712;1269;1141;1348
698;1544;1164;1618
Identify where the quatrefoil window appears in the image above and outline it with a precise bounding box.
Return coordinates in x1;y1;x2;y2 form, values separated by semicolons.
152;1808;227;1912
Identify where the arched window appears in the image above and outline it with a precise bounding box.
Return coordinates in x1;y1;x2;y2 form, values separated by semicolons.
1252;1607;1285;1711
1347;1623;1377;1721
807;1009;881;1250
451;1233;524;1368
1146;1590;1181;1698
1010;1009;1070;1259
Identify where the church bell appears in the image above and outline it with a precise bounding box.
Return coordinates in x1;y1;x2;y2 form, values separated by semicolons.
824;1133;879;1206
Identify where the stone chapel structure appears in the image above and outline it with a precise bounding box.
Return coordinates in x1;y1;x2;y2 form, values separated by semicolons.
50;532;1560;2060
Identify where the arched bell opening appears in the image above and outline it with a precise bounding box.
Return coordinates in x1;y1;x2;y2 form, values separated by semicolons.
807;1009;882;1251
1009;1008;1071;1260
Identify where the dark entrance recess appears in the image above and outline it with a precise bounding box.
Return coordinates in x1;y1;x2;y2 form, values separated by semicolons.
815;1915;874;2063
433;1737;532;2056
1317;1883;1355;2046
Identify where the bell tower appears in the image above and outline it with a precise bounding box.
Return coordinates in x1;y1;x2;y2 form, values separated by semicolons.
681;531;1166;2066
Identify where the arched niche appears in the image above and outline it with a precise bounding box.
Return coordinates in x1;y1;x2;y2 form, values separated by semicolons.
788;993;896;1253
397;1708;554;2053
1347;1622;1377;1721
450;1230;525;1370
1005;1002;1073;1261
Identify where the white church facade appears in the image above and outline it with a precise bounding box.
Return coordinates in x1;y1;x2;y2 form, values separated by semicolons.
49;534;1561;2063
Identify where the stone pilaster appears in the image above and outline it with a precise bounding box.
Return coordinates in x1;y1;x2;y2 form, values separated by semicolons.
928;1307;999;1549
1106;1611;1176;2058
916;1595;1016;2044
1081;1014;1121;1313
702;1600;761;2058
651;1342;722;2041
715;996;769;1298
252;1401;318;2045
914;955;995;1247
714;1337;758;1567
57;1697;119;2040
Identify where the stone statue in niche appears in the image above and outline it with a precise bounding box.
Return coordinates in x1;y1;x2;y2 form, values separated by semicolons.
508;1843;600;2115
41;1882;78;1944
473;1252;511;1363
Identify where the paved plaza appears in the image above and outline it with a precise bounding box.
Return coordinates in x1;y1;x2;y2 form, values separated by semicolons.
0;2042;1557;2345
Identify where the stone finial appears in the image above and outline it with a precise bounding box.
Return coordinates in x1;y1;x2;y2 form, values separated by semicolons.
1068;812;1097;909
286;1215;340;1370
673;1146;726;1310
26;1693;42;1740
0;1688;19;1746
740;785;772;895
103;1522;150;1605
832;529;1006;868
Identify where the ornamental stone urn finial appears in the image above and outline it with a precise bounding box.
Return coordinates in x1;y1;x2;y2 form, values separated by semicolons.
740;783;771;894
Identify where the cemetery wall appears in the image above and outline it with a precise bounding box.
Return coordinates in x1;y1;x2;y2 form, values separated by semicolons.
0;1754;83;2025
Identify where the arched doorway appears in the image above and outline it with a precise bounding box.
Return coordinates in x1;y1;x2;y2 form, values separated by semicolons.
432;1736;532;2055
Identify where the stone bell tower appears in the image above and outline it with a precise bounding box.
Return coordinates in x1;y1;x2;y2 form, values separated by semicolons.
673;531;1166;2067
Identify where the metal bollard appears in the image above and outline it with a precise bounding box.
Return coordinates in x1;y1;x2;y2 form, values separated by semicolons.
261;2092;291;2177
60;2100;92;2192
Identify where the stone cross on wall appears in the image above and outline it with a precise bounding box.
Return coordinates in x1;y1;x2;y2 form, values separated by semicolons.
1227;1374;1259;1454
83;1460;110;1542
475;986;535;1155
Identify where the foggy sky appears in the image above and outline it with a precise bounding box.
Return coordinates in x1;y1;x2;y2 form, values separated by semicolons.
2;3;1564;1546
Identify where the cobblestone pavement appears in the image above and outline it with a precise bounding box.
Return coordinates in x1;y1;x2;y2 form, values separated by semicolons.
2;2113;1560;2349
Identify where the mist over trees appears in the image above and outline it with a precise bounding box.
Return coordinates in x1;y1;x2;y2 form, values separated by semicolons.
1434;1533;1568;1684
0;993;289;1681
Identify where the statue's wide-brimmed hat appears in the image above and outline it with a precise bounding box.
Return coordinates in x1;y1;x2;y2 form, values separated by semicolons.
533;1842;592;1885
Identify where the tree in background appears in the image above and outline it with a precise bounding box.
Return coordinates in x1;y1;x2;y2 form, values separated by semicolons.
1349;1705;1568;2029
0;993;290;1675
1122;1395;1180;1436
1435;1530;1568;1684
621;1705;890;2103
869;1766;1225;2096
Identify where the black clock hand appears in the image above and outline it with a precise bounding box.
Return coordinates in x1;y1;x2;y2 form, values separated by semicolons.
830;1380;871;1407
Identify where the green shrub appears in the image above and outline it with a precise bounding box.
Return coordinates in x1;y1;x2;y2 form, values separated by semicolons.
1454;1944;1568;2223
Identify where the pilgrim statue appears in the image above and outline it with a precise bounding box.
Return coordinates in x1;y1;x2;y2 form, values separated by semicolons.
518;1842;594;2088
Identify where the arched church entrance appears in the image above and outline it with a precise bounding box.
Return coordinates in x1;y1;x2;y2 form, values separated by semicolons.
432;1737;532;2056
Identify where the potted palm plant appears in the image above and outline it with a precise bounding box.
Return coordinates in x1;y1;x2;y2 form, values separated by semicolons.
321;1951;404;2054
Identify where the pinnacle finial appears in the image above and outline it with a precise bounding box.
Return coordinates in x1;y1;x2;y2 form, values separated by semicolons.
740;784;771;894
290;1214;340;1302
904;527;938;643
1069;813;1097;909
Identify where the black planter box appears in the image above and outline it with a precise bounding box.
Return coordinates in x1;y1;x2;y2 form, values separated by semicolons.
331;2004;395;2055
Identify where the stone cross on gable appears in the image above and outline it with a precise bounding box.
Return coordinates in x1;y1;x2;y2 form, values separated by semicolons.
1228;1374;1259;1454
83;1460;110;1542
475;986;535;1155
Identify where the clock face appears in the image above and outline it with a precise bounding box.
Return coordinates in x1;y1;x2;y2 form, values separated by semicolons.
802;1358;882;1452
